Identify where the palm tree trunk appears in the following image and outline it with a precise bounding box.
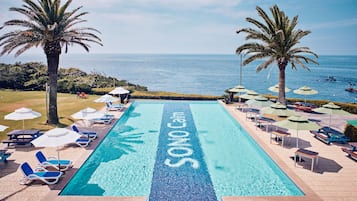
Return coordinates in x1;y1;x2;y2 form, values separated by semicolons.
46;53;60;125
278;63;287;104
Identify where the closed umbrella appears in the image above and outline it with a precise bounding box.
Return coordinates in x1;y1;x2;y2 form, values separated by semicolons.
239;90;259;100
0;125;8;132
31;128;82;171
4;107;41;129
273;115;320;148
261;102;296;117
293;86;318;103
268;84;291;93
312;102;350;128
246;96;273;108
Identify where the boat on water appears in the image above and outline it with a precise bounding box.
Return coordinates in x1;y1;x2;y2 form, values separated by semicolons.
325;76;336;82
345;87;357;93
345;83;357;93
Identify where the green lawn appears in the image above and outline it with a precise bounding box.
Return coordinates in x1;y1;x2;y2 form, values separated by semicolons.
0;90;103;140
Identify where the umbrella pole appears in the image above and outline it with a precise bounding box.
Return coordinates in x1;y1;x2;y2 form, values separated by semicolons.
22;120;25;130
296;130;299;148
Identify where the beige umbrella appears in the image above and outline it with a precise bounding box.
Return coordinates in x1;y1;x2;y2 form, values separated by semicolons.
261;102;296;117
228;85;248;102
273;115;320;148
239;90;259;100
312;102;350;128
246;96;273;108
268;84;291;93
293;86;318;103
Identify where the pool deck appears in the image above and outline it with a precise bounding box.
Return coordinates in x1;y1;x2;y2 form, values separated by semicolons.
1;100;357;201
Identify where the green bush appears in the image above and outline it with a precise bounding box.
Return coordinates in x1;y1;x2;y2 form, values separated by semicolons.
344;124;357;142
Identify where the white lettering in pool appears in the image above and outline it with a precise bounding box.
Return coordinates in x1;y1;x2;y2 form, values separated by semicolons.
164;112;199;169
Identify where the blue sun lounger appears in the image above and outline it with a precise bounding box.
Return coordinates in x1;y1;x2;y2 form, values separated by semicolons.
0;150;11;163
35;151;72;171
20;162;63;185
310;126;350;145
72;125;97;140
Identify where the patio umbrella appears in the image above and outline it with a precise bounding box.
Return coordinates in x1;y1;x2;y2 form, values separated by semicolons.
268;84;291;93
94;94;119;103
4;107;41;129
71;107;106;120
109;87;129;95
246;96;273;108
0;125;8;132
261;102;296;117
31;128;81;171
293;86;318;103
273;115;320;148
229;85;248;102
239;90;259;100
312;102;350;128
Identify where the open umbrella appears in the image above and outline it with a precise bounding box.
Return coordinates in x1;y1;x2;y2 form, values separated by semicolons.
31;128;81;171
94;94;119;103
0;125;8;132
268;84;291;93
109;87;129;95
246;96;273;108
261;102;296;117
4;107;41;129
239;90;259;100
273;115;320;148
312;102;350;128
293;86;318;103
71;107;106;126
230;85;248;102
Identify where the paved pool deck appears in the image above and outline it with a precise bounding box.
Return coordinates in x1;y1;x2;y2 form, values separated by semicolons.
0;100;357;201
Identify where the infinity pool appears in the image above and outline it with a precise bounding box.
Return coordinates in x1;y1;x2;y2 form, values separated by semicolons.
61;101;303;200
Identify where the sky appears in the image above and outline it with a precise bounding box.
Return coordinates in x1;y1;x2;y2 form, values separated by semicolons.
0;0;357;55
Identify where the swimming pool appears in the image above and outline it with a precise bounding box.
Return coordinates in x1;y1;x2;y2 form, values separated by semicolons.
61;101;303;200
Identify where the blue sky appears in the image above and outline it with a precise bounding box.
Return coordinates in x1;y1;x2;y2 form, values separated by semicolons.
0;0;357;55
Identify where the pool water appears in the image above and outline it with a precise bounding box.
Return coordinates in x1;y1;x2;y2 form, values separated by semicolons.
60;101;303;199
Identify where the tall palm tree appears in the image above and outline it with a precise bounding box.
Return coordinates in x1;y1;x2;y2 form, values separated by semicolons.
0;0;102;124
236;5;318;104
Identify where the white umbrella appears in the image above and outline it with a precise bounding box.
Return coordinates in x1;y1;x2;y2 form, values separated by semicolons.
293;86;318;103
273;115;320;148
109;87;129;95
31;128;82;170
268;84;291;93
94;94;119;103
0;125;8;132
71;107;106;120
4;107;41;129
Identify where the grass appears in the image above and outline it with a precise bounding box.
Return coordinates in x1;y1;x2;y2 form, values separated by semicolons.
0;89;103;140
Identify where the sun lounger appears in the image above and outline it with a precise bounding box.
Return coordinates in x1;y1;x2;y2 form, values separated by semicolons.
310;127;349;145
341;143;357;161
75;138;91;148
0;150;11;163
105;102;123;111
72;125;97;140
20;162;63;185
35;151;72;171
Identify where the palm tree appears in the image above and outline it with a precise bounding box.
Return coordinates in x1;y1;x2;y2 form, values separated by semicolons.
0;0;102;124
236;5;318;104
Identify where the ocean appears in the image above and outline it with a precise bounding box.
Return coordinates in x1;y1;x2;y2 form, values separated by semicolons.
1;54;357;103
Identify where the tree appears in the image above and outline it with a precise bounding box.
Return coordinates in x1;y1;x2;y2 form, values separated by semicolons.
236;5;318;104
0;0;102;124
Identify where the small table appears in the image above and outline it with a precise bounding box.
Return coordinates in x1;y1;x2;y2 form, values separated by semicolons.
270;130;290;147
295;148;319;171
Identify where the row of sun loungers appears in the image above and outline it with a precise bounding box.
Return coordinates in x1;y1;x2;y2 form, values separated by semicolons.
20;151;72;185
309;126;350;145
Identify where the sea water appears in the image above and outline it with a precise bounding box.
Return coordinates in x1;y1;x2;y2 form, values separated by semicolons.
1;54;356;103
